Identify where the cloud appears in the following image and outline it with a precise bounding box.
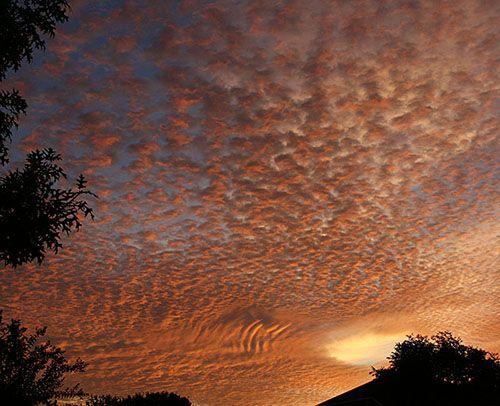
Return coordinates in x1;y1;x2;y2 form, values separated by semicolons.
0;0;499;404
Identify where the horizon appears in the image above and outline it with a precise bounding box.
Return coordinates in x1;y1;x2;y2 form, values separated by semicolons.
0;0;499;405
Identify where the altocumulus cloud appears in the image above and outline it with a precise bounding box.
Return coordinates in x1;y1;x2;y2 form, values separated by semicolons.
0;0;499;405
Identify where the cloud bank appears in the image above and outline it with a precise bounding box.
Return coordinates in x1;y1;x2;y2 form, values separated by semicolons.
0;0;499;404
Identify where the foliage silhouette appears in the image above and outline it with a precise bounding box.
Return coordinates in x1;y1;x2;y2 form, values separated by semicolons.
0;0;69;79
0;148;96;267
0;311;86;405
0;0;70;163
0;0;95;267
321;331;500;406
370;331;500;405
0;88;27;165
87;391;191;406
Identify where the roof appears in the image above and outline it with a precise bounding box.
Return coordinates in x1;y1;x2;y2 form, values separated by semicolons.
317;382;384;406
316;379;499;406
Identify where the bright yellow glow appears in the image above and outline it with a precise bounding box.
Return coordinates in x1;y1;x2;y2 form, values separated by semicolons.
328;332;404;365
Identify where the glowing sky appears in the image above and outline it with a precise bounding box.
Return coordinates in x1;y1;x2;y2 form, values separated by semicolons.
0;0;499;404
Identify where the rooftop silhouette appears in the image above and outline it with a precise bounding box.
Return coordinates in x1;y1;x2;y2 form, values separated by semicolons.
318;332;500;406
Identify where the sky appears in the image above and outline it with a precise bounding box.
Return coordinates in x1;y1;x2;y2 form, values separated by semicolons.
0;0;499;404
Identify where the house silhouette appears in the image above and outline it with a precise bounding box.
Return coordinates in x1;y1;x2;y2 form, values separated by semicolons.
316;379;499;406
317;381;384;406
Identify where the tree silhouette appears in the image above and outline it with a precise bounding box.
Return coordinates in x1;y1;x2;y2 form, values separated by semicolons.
321;331;500;406
1;0;70;163
87;391;192;406
371;331;500;405
0;148;96;267
0;88;26;165
0;311;87;405
0;0;95;267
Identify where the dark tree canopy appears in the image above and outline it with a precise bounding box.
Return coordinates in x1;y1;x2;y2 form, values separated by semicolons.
0;88;26;165
0;148;95;267
0;0;70;79
0;311;86;405
0;0;95;268
371;331;500;405
0;0;70;163
87;391;192;406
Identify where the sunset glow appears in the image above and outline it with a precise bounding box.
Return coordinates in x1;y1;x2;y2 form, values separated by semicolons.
328;332;405;365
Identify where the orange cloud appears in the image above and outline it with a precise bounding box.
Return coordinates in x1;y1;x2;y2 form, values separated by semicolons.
1;0;498;405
